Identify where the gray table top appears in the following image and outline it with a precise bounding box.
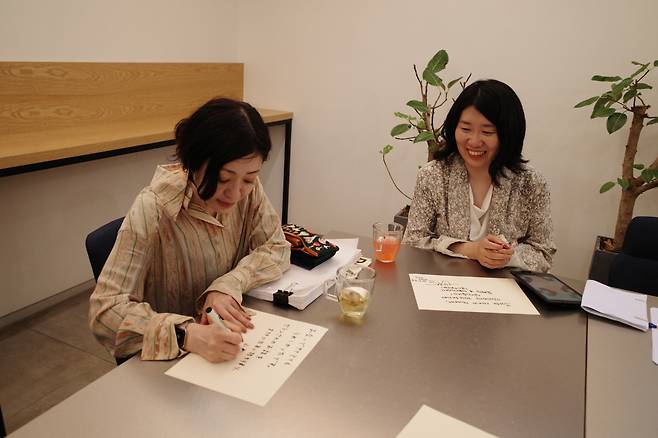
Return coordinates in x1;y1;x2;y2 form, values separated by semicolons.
11;243;592;438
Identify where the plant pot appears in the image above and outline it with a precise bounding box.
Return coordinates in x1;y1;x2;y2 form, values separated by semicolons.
588;236;618;285
393;205;410;231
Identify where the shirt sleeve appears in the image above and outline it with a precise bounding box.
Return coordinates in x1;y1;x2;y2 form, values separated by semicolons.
88;190;193;361
512;173;557;272
200;181;291;305
402;165;468;259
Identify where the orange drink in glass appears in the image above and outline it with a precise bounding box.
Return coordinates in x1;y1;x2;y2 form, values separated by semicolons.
373;222;404;263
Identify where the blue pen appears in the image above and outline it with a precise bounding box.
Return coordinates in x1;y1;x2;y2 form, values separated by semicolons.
649;322;657;329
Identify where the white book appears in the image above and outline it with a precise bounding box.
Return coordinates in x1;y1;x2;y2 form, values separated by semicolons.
246;238;361;310
581;280;649;331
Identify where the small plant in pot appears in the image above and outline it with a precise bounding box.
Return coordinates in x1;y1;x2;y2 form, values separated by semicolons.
574;60;658;280
380;49;470;226
575;60;658;249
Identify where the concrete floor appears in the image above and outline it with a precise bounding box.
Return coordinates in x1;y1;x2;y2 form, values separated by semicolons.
0;290;114;435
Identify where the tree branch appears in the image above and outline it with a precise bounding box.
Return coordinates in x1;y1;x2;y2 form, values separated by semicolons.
636;179;658;195
382;154;412;200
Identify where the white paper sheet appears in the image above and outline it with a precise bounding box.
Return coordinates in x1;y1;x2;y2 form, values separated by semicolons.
651;308;657;365
409;274;538;315
581;280;649;331
397;405;498;438
165;310;327;406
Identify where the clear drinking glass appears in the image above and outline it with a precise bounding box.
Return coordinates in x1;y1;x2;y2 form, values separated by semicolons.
373;222;403;263
325;266;376;319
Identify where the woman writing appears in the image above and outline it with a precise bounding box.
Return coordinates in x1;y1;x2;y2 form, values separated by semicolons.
89;98;290;363
403;79;556;272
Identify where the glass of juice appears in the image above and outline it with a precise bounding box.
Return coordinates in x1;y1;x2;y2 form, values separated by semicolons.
373;222;403;263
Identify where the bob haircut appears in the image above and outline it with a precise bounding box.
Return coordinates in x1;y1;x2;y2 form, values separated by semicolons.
435;79;527;185
175;97;271;200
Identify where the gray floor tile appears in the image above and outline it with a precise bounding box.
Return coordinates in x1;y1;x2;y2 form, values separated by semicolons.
0;298;114;434
28;292;114;364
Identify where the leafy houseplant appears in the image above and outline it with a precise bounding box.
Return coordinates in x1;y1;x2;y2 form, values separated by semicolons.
575;60;658;251
380;49;470;205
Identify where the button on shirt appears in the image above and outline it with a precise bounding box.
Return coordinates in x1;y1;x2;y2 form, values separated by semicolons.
89;164;290;361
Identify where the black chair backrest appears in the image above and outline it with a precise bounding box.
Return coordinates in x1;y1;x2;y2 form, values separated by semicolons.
620;216;658;260
608;216;658;296
85;217;124;282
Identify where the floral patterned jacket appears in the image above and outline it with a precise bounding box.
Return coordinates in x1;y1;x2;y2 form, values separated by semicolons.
402;155;556;272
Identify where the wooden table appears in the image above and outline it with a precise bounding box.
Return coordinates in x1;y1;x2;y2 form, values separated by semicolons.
8;243;591;437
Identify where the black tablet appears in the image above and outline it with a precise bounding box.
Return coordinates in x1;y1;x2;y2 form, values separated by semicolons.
511;271;582;306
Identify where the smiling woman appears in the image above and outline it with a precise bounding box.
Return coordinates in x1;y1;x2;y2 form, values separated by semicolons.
402;79;557;272
89;98;291;364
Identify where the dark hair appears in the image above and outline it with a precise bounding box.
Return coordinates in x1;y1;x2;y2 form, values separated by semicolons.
436;79;527;185
175;97;271;200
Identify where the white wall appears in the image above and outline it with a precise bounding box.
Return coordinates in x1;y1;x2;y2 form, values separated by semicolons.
237;0;658;281
0;0;240;317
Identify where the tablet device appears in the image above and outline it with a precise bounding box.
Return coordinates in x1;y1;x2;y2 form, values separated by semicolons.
511;271;582;306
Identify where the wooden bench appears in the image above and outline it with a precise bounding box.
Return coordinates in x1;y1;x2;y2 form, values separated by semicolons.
0;62;293;221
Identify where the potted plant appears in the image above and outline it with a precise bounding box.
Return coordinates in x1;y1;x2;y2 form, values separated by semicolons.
574;60;658;282
380;49;470;226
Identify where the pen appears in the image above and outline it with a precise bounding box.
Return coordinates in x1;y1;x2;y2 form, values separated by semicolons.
650;322;657;329
205;307;229;331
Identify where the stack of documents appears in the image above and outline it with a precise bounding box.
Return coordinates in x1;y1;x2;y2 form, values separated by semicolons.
246;238;361;309
581;280;649;331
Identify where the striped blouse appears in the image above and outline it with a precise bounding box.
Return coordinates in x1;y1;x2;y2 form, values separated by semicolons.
89;163;290;361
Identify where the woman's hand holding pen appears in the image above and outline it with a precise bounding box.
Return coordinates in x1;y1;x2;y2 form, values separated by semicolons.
452;234;514;269
184;320;243;363
202;291;254;332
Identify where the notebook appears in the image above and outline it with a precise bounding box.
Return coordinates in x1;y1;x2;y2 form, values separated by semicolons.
246;238;361;309
581;280;649;331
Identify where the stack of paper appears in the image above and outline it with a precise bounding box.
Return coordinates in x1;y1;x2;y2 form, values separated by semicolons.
246;238;361;309
581;280;649;331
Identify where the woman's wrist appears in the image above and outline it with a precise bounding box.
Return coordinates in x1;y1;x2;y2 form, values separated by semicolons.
450;241;472;258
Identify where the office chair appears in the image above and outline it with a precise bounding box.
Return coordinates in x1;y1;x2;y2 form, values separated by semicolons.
86;217;135;365
608;216;658;296
85;217;124;282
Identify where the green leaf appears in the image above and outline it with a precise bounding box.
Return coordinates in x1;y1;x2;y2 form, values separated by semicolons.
407;100;429;113
647;117;658;126
630;64;649;78
607;113;627;133
381;144;393;155
592;75;622;82
623;89;639;103
426;50;449;73
654;60;658;66
635;83;652;90
631;61;644;65
633;163;645;170
599;181;615;193
640;168;655;183
422;69;445;89
393;112;415;120
591;98;616;118
447;77;463;89
413;131;435;143
417;119;426;130
391;123;411;136
612;78;633;92
617;177;631;191
575;96;599;108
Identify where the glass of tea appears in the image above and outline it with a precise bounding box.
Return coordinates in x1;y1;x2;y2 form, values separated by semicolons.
324;266;376;319
373;222;403;263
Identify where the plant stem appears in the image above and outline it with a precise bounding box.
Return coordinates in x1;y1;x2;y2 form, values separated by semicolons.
382;153;412;200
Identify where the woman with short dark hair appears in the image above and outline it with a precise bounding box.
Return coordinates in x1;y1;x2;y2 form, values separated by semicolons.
90;98;290;363
403;79;556;272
